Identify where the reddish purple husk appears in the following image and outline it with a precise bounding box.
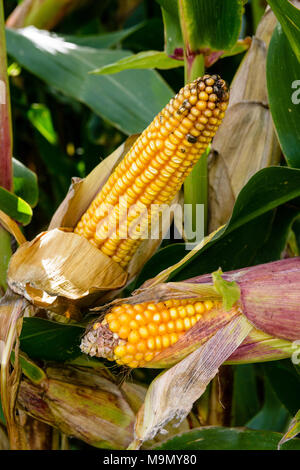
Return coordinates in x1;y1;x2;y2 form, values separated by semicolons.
187;257;300;342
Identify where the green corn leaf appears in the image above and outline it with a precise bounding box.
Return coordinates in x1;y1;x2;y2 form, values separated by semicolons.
267;0;300;61
6;27;173;135
0;185;32;225
27;103;58;145
20;318;84;362
153;426;300;450
179;0;244;52
13;157;38;208
267;24;300;168
91;51;182;75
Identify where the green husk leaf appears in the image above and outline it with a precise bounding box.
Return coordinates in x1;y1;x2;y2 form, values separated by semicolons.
212;269;241;311
157;0;183;55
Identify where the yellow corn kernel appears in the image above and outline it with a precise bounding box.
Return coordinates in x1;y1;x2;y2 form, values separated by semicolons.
74;75;229;268
91;298;218;368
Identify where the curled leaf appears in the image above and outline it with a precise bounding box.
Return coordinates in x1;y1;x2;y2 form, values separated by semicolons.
132;315;253;447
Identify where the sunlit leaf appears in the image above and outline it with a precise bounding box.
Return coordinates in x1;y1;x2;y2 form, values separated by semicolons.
0;186;32;225
27;103;58;145
6;27;173;135
91;51;182;74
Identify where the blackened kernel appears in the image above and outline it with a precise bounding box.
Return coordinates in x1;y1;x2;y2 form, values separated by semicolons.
186;134;197;144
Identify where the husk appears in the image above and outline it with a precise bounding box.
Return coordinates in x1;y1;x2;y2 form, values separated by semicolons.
84;258;300;369
12;412;54;450
17;364;136;449
227;328;294;363
138;224;225;289
130;315;253;447
207;8;281;232
83;277;241;368
0;425;9;450
7;228;128;313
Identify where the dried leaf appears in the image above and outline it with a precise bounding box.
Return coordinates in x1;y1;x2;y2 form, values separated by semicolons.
0;425;9;450
131;315;253;447
0;209;26;245
8;229;127;312
208;9;281;231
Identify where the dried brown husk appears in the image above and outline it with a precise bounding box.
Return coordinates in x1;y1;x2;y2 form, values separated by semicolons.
207;8;281;232
7;229;127;313
0;425;9;450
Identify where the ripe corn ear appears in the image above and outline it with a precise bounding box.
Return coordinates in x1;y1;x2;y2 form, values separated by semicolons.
74;75;229;268
81;298;220;368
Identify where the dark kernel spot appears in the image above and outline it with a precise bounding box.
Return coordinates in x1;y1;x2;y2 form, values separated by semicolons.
180;147;186;153
182;99;192;108
213;79;228;100
186;134;197;143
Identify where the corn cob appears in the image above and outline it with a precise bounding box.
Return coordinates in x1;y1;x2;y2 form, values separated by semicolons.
80;298;220;368
74;75;229;269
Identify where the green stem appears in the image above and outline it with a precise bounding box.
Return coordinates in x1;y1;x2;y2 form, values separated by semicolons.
183;53;207;238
